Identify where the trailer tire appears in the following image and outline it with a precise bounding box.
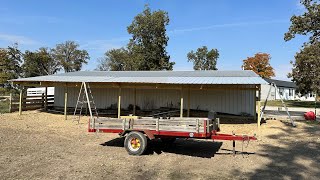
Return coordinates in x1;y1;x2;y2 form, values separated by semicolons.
124;131;147;156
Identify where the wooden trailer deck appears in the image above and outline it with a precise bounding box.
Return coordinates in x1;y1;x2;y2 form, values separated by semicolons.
93;117;208;133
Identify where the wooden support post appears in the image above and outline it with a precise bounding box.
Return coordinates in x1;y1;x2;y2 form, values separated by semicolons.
254;88;257;121
122;119;126;130
19;88;23;115
64;86;68;120
315;92;317;121
257;101;261;128
156;118;159;131
41;93;44;109
44;87;48;111
196;118;199;133
133;88;136;116
180;87;183;118
118;87;121;119
187;88;190;117
9;93;12;113
257;86;261;128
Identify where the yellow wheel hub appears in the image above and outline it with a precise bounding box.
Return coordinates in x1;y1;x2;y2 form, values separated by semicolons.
130;138;141;149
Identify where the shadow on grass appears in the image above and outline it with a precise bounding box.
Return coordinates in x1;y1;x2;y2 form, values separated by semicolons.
101;138;224;158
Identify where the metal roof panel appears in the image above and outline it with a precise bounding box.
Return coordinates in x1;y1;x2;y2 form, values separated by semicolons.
10;70;267;85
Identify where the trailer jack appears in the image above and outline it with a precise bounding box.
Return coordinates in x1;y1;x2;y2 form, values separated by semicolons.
211;131;257;156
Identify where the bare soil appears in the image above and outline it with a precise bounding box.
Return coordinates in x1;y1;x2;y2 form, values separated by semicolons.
0;111;319;180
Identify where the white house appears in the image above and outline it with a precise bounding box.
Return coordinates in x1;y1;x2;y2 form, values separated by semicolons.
27;87;54;96
261;78;296;101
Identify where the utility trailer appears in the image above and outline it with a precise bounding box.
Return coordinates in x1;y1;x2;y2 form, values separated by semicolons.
74;82;257;156
88;112;257;155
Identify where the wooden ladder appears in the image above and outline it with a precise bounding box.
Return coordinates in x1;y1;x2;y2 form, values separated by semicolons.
260;82;296;127
73;82;98;124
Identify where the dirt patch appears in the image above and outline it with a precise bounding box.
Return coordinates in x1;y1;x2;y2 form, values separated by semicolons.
0;111;319;179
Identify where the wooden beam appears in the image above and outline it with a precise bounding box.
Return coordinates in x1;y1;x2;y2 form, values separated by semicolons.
133;88;136;116
13;81;41;87
257;101;261;129
9;93;12;113
64;86;68;120
180;87;183;118
44;87;48;111
187;88;190;117
19;89;23;115
258;85;261;101
118;87;121;118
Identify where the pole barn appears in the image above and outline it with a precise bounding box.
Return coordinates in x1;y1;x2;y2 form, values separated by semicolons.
10;70;266;125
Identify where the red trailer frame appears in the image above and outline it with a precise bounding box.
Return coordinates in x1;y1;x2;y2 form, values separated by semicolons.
88;117;257;155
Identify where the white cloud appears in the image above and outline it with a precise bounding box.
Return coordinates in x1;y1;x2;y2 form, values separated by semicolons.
169;20;288;34
0;33;40;45
81;37;129;52
0;15;61;25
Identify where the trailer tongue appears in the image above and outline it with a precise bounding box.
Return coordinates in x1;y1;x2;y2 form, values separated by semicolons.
88;114;256;156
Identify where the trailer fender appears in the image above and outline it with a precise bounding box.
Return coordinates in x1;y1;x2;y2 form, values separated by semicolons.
142;130;155;140
120;130;155;140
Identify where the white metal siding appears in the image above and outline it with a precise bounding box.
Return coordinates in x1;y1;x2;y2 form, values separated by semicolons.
54;85;256;115
261;84;276;101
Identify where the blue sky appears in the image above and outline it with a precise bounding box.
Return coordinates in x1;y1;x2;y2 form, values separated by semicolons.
0;0;308;80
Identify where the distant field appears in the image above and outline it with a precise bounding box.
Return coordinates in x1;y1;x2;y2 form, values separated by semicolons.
263;100;319;108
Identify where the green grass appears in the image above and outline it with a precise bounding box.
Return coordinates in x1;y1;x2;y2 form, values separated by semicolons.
302;120;320;126
0;100;10;114
263;100;320;108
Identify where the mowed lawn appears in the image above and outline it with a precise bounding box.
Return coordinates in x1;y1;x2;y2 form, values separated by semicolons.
263;100;319;108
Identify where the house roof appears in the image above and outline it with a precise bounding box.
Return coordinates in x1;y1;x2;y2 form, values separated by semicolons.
263;78;297;88
11;70;267;85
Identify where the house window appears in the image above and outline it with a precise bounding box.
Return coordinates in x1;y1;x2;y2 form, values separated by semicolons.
279;88;284;96
289;89;293;96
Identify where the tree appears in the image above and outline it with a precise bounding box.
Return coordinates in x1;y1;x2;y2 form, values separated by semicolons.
52;41;89;72
127;5;174;70
97;5;175;71
22;48;60;77
285;0;320;94
289;42;320;94
187;46;219;70
284;0;320;44
242;53;275;78
96;48;139;71
0;43;22;94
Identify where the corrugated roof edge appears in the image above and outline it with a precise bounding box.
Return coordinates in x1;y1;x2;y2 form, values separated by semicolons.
9;70;268;85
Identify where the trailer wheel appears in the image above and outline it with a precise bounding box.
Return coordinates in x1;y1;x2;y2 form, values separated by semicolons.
124;131;147;156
